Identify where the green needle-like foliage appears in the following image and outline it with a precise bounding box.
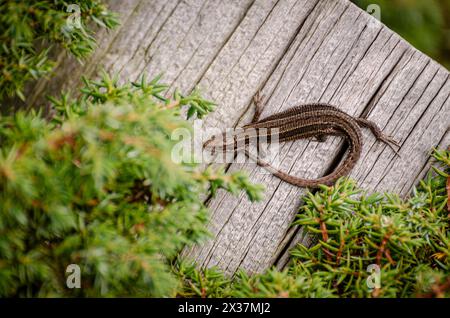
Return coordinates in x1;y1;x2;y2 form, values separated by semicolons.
178;148;450;298
0;0;118;101
0;72;263;297
2;0;449;299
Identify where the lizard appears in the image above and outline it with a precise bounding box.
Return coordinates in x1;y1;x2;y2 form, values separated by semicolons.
203;92;400;188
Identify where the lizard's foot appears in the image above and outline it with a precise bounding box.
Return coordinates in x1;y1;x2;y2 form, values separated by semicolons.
380;134;401;157
355;117;401;157
252;90;265;123
203;135;217;156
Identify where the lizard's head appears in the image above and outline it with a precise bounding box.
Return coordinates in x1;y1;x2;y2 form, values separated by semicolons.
203;131;238;155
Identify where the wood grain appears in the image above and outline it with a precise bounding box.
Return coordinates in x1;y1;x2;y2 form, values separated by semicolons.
28;0;450;276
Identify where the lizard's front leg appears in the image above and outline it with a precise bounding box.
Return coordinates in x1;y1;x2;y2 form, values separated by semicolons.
251;90;265;123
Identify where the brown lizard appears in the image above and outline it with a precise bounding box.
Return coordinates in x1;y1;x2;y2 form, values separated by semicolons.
204;93;400;188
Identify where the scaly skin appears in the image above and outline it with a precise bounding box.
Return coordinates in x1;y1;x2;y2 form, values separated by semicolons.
204;93;400;188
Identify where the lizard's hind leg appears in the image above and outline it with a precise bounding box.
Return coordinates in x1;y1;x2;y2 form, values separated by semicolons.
356;118;401;156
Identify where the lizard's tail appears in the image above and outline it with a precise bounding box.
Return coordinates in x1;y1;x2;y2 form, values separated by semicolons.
245;144;361;188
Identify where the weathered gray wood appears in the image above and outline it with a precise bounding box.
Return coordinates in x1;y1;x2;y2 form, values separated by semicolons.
28;0;450;276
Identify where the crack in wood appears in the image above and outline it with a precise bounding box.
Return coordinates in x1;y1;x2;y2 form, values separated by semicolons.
26;0;450;276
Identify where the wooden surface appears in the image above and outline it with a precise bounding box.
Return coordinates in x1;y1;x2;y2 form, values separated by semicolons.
29;0;450;276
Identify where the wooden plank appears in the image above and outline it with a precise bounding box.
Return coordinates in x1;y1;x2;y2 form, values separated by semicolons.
276;71;450;270
183;1;449;275
29;0;258;104
28;0;450;276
